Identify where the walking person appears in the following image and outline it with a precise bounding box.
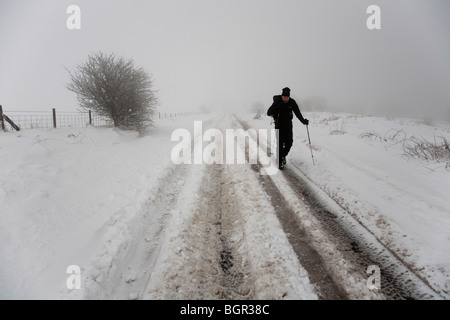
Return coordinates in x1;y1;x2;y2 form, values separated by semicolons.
267;87;309;170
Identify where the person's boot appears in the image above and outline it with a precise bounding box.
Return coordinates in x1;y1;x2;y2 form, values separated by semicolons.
279;156;285;170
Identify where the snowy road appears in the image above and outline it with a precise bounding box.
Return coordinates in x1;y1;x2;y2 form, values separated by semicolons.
78;114;445;300
1;112;448;300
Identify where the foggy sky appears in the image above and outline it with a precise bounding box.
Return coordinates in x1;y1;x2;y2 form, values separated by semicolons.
0;0;449;119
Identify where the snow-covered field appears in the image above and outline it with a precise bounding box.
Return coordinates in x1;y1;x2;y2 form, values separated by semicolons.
0;111;449;299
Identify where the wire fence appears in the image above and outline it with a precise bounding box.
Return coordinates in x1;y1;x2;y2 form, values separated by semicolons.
5;111;111;130
1;106;195;132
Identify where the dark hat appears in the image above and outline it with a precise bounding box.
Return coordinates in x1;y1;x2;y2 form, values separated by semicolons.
282;87;291;97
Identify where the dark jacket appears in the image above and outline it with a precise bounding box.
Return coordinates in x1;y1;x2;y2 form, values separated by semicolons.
267;95;308;129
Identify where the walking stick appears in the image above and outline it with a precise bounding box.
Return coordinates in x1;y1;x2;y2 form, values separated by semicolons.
306;125;315;166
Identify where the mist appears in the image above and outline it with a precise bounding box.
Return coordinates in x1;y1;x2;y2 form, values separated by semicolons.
0;0;449;119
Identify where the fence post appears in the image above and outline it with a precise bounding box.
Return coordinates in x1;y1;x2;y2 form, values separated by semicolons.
52;108;57;128
0;105;5;131
89;110;92;125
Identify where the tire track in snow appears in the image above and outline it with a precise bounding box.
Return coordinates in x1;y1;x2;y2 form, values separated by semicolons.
148;162;256;299
196;163;255;299
143;116;256;299
231;116;353;299
144;162;230;299
250;164;347;299
220;114;319;299
222;154;318;299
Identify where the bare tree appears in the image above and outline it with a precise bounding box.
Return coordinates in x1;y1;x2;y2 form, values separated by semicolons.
66;52;157;131
251;101;265;119
250;101;265;113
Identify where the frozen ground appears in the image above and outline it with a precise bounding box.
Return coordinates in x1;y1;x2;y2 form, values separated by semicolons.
0;111;449;299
